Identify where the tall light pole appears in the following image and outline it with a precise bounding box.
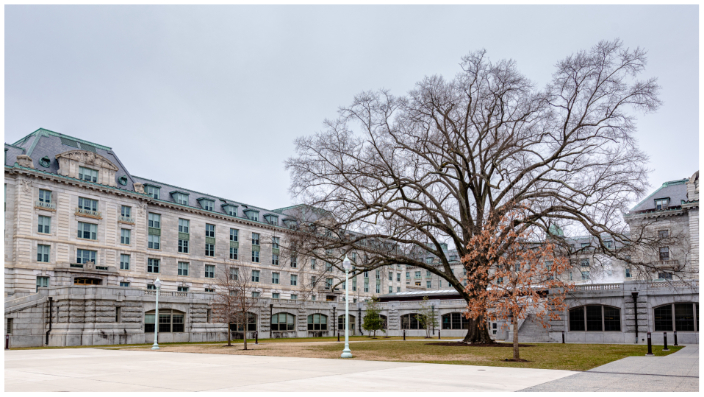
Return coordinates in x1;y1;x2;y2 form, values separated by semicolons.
341;255;353;358
152;278;162;350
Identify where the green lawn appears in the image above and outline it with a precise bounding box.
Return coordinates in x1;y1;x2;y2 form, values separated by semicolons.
311;341;683;371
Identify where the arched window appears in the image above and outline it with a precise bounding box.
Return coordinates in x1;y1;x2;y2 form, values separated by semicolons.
379;315;388;329
338;315;356;330
307;314;328;331
145;309;185;333
441;312;470;329
568;305;620;332
229;313;257;331
654;303;699;332
271;313;295;331
400;313;422;330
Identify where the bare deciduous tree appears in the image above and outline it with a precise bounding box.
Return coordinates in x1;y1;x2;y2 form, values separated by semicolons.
285;40;661;343
211;265;259;350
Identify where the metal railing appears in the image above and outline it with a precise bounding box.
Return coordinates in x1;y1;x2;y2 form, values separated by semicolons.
574;283;622;291
119;215;134;223
35;200;56;210
75;207;101;218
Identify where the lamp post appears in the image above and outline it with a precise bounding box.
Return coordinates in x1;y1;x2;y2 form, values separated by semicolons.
152;278;163;350
341;255;353;358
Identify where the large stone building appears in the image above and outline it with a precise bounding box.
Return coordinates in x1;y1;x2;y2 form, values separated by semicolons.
3;128;698;347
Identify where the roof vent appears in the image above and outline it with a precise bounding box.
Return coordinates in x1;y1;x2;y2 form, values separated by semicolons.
60;137;79;148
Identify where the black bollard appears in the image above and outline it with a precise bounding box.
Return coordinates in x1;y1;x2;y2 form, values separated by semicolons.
5;335;8;350
403;330;406;341
674;330;678;346
438;330;441;340
255;331;258;345
646;332;653;356
562;331;565;344
337;331;340;342
663;332;669;351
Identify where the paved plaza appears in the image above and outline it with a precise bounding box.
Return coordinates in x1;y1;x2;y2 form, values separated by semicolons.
5;347;574;392
4;345;699;392
519;345;699;392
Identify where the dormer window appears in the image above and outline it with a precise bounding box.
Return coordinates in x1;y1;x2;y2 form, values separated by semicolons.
243;210;259;222
145;185;160;199
171;192;189;205
78;166;98;183
654;198;670;210
264;214;278;225
198;198;214;211
222;204;238;217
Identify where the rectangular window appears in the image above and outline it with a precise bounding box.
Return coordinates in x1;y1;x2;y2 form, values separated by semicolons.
389;286;393;293
272;272;280;284
272;254;279;265
229;267;238;280
659;247;670;261
78;197;98;212
581;271;590;280
120;229;131;245
178;262;189;276
38;215;51;234
427;281;431;288
78;166;98;183
120;282;130;287
654;198;669;210
177;286;189;292
674;303;695;331
251;270;260;282
326;262;333;272
77;222;98;240
352;278;356;291
178;239;189;253
120;254;130;270
426;270;431;277
586;305;603;331
397;273;401;282
147;258;160;273
205;224;215;238
205;243;214;257
178;219;189;233
272;293;280;299
290;255;297;268
37;244;50;262
174;193;189;205
204;288;214;293
148;213;161;228
272;237;280;249
205;265;215;278
406;272;410;279
311;259;316;270
364;279;369;292
325;278;333;289
252;250;260;263
415;271;421;278
375;283;380;293
569;306;585;331
230;247;238;260
604;306;621;331
625;267;631;278
290;294;297;300
148;235;160;250
230;228;238;241
252;232;260;246
36;276;49;292
311;275;317;285
658;230;669;239
376;270;380;279
146;185;160;199
39;189;52;204
201;199;214;211
121;205;131;218
290;274;298;286
147;284;156;290
252;291;260;298
76;249;96;264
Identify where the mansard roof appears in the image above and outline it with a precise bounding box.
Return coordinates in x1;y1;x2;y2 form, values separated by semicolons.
630;178;689;213
5;128;305;228
6;128;136;191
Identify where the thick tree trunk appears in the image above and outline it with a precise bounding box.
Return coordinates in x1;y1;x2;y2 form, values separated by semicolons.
243;331;248;350
462;315;495;344
512;316;519;360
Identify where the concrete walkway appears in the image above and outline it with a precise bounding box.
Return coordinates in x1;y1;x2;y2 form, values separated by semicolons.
519;345;699;392
5;348;575;392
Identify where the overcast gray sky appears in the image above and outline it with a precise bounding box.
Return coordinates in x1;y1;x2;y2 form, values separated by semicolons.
5;5;698;210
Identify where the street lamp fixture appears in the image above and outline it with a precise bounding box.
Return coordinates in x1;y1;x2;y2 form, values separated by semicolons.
341;255;353;358
152;278;163;350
